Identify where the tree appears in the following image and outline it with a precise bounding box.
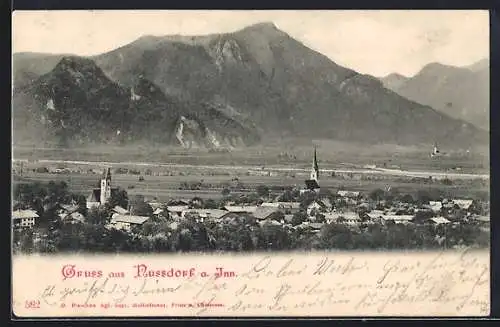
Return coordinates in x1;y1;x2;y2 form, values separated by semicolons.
413;210;434;224
416;190;432;205
204;199;218;209
86;207;110;225
400;194;414;204
315;213;326;223
292;211;307;226
109;188;129;209
221;188;231;197
442;178;453;186
256;185;270;198
130;201;153;217
369;188;385;202
190;197;204;209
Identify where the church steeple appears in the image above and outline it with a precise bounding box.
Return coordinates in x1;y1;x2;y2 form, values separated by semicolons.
100;167;112;204
310;147;319;182
105;167;112;181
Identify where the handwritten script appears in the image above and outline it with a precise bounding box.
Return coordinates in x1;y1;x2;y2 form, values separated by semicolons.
12;249;489;317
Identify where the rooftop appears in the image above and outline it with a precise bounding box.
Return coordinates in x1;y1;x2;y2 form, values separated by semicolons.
253;207;280;220
12;209;39;219
111;214;149;225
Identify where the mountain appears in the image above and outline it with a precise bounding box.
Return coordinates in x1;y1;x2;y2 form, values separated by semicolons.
379;73;409;90
466;58;489;72
12;56;260;148
381;59;489;130
12;22;488;148
12;52;69;91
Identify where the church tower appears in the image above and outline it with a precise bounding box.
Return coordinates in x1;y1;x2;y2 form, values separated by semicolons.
100;168;112;205
310;147;319;182
431;142;440;158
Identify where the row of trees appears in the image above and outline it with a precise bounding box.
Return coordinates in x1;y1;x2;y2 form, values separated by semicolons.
13;215;490;254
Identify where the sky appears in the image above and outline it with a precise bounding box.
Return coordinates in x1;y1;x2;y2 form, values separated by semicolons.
12;10;489;77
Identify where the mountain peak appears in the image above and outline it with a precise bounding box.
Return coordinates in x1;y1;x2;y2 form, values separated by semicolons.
244;22;279;31
57;55;96;66
385;72;408;79
52;55;104;76
238;22;284;36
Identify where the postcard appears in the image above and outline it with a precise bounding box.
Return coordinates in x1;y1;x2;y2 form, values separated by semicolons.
11;10;490;317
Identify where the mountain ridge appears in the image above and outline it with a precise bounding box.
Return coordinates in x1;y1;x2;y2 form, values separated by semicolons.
13;22;488;149
380;59;489;130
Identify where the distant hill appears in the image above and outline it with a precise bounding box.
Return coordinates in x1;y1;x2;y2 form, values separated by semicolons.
12;22;488;149
381;59;489;130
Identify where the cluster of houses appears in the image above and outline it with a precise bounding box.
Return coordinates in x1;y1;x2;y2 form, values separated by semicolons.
79;190;488;234
12;149;490;234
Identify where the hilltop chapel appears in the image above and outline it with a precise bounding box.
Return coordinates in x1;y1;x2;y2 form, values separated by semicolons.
86;168;118;209
302;147;321;194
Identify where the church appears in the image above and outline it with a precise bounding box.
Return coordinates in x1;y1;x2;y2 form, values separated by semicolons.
301;147;321;194
86;168;119;209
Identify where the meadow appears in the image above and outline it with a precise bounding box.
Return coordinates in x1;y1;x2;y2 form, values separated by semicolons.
12;140;489;173
12;141;490;202
13;168;489;202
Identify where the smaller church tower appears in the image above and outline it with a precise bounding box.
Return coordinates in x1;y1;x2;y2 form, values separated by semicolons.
310;147;319;182
431;142;441;158
100;168;112;205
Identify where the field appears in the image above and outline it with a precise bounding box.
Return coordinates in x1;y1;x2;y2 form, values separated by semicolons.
12;168;489;202
11;141;490;202
12;140;490;174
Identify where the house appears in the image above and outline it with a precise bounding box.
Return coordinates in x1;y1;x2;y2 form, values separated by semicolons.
380;214;414;224
337;190;360;199
167;199;190;206
221;212;254;225
452;199;474;210
109;214;150;232
252;207;283;221
12;209;39;230
261;202;301;214
429;217;451;225
366;210;385;220
113;205;129;215
325;211;360;225
152;208;164;216
166;205;190;219
306;200;329;216
61;212;85;224
259;219;282;227
429;201;443;212
297;221;324;234
86;168;119;209
224;205;258;213
338;212;362;225
57;203;85;224
182;209;228;222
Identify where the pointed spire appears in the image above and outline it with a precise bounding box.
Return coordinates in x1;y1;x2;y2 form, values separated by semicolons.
104;167;111;181
313;146;319;171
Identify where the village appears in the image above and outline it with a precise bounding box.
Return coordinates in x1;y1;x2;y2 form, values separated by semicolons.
12;148;490;252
